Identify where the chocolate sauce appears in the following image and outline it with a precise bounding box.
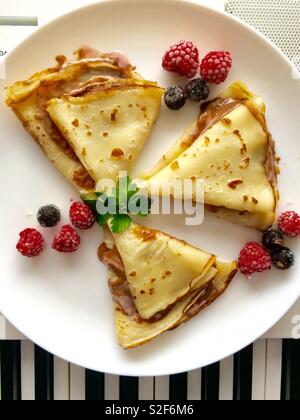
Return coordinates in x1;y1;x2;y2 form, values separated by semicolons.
74;45;132;69
97;242;234;325
98;243;173;324
187;96;278;195
185;98;241;147
243;100;278;190
15;46;135;191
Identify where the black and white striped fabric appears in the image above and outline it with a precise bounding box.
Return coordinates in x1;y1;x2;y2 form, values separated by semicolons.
0;339;299;400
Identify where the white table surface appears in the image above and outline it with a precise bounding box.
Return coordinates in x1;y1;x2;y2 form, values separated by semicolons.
0;0;299;341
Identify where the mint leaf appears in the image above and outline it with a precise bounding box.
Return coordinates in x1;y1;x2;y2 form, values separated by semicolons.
81;177;148;234
96;213;111;227
82;198;98;214
111;214;132;234
81;192;104;214
82;192;110;218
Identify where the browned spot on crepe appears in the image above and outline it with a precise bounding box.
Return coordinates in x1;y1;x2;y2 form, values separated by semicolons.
133;226;157;242
171;161;179;171
72;119;79;127
110;108;118;122
221;117;232;126
204;137;210;146
239;157;250;169
72;168;95;189
228;179;243;189
111;147;125;160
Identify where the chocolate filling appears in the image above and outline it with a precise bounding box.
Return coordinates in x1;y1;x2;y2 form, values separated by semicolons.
202;98;277;189
74;45;132;69
186;96;278;214
69;80;157;98
98;243;213;324
14;48;135;190
185;98;241;147
98;243;173;323
242;99;278;190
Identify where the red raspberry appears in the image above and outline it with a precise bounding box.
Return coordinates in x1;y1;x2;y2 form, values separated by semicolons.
52;225;81;253
278;211;300;237
162;40;199;78
70;201;96;230
16;228;44;257
200;51;232;84
238;242;272;277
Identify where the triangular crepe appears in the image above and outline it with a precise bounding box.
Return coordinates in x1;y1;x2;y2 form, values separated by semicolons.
111;260;237;350
6;47;163;191
107;222;216;320
144;82;279;230
47;79;164;184
99;223;237;349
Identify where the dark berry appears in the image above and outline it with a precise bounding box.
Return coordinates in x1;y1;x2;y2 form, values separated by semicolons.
164;85;187;110
37;205;61;228
262;229;284;250
271;247;295;270
186;78;210;102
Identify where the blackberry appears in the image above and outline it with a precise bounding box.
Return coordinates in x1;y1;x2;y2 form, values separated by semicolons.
37;205;61;228
262;229;284;250
164;85;187;110
271;247;295;270
186;78;210;102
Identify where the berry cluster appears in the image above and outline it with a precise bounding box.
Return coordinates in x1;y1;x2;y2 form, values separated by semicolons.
238;211;299;277
162;40;232;111
162;40;232;83
17;201;95;258
164;78;210;110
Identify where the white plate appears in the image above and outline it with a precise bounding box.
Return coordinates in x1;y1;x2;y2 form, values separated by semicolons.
0;0;300;377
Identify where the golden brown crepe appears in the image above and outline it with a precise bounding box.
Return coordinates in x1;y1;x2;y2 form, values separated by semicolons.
99;223;237;349
144;82;279;230
47;79;164;184
108;222;216;320
6;46;163;191
113;261;237;349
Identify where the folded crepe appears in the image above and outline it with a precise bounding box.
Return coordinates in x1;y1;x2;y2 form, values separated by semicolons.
47;79;164;184
144;82;279;231
99;222;237;349
6;46;164;191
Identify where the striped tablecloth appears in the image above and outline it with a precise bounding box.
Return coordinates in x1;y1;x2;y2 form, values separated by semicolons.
0;0;300;401
0;339;300;400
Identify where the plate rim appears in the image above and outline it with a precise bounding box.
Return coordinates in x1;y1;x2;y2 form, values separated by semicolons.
1;0;299;376
4;0;297;74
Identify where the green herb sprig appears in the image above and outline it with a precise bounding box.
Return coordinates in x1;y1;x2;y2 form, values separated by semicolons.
81;177;152;234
